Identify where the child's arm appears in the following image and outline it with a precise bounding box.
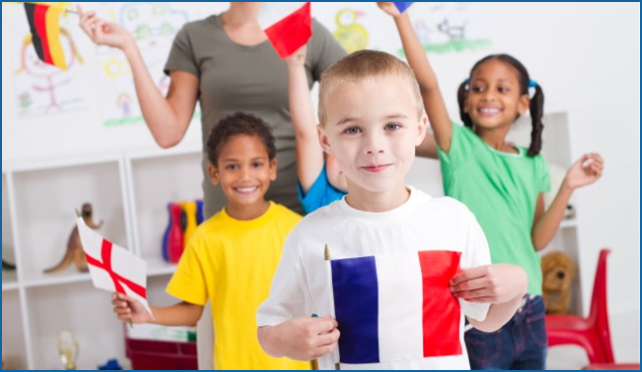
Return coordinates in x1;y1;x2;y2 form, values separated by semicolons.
451;264;527;332
112;293;204;327
532;153;604;251
258;317;340;361
416;132;438;159
286;46;325;194
379;3;453;153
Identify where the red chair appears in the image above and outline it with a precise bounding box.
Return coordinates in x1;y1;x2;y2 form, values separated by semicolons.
546;248;614;364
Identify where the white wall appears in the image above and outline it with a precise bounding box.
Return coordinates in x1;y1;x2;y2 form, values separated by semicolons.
2;2;639;315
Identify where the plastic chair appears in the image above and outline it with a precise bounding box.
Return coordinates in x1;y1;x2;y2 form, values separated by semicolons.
546;248;615;364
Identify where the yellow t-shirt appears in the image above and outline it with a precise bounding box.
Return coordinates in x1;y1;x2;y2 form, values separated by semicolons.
166;202;308;370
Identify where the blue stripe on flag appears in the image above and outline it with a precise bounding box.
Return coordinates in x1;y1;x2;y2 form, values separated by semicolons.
394;2;414;13
332;256;380;364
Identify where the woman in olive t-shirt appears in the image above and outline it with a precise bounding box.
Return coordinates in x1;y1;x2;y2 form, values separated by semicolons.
78;3;346;217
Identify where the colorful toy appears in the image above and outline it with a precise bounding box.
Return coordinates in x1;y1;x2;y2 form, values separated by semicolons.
167;203;184;264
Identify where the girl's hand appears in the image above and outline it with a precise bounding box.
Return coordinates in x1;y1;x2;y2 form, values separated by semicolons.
377;2;402;18
285;46;307;68
450;264;527;304
78;6;135;52
564;153;604;190
112;293;152;324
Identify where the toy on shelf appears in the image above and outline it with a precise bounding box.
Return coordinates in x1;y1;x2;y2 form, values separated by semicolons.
162;200;204;264
541;251;577;315
167;203;184;264
57;330;79;370
98;358;122;370
44;203;103;274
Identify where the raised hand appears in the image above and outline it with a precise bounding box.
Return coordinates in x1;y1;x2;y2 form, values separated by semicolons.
78;6;135;51
564;153;604;190
377;2;402;18
285;45;307;68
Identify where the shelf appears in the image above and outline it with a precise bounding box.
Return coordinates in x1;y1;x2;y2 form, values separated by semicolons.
126;151;203;264
11;160;130;284
24;281;128;370
23;270;92;289
560;218;578;229
2;270;19;291
2;290;28;370
146;256;178;277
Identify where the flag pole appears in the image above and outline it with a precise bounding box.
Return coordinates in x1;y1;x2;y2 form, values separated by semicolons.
324;244;340;370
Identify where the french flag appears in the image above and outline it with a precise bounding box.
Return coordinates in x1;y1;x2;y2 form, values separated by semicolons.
331;250;462;364
258;2;312;59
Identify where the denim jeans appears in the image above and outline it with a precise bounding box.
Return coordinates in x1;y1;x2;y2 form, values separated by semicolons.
465;295;548;370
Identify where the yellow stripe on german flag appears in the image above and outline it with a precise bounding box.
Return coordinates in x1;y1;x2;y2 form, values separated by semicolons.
23;3;68;70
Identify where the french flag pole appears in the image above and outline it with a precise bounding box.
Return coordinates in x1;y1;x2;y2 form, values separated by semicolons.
325;244;340;369
258;2;312;59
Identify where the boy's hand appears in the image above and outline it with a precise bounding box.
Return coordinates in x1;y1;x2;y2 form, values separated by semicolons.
377;2;402;17
285;46;307;68
450;264;527;304
260;316;340;361
78;6;135;52
112;293;152;324
564;153;604;190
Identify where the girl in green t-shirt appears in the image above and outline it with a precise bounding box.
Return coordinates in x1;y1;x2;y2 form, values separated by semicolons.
380;2;604;369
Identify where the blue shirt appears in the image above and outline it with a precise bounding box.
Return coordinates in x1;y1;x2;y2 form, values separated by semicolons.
297;165;346;214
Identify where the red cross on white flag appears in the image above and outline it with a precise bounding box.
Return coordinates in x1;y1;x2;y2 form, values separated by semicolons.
76;216;153;318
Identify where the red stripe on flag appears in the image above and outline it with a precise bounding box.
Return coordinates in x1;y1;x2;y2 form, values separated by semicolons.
419;250;462;357
85;239;147;299
263;2;312;58
33;5;54;65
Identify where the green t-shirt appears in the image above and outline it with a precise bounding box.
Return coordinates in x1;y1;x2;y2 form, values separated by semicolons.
165;15;346;217
438;123;551;295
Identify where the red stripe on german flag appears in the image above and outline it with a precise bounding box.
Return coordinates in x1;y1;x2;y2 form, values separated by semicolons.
24;3;68;70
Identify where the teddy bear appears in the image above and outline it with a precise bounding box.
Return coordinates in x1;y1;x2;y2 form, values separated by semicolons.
541;251;577;315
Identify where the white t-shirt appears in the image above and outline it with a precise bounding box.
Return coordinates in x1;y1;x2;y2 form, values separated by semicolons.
257;187;491;370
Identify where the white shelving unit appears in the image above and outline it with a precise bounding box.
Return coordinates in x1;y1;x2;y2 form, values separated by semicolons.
1;146;204;370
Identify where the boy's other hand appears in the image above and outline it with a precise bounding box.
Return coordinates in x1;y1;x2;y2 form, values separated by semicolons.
286;46;307;68
111;292;151;324
261;316;340;361
450;264;527;304
564;152;604;190
377;2;402;17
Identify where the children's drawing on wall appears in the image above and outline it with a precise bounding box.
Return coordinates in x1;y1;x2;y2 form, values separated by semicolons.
401;2;492;56
9;3;90;118
96;2;206;127
333;8;370;54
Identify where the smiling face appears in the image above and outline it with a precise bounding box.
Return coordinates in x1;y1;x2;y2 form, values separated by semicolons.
208;134;276;217
319;74;426;199
464;58;530;131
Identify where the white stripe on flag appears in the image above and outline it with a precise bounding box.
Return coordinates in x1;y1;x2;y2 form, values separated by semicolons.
258;2;308;29
376;253;423;361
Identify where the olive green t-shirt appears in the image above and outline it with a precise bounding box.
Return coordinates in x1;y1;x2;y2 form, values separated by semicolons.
165;15;346;217
438;123;551;295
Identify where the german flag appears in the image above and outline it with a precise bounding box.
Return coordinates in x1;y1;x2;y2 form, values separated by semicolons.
23;3;68;70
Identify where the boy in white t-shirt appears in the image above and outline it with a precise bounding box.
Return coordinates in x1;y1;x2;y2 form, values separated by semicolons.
256;50;528;370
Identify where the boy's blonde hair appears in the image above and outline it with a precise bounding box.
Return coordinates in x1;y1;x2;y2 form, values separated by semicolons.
318;50;424;126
